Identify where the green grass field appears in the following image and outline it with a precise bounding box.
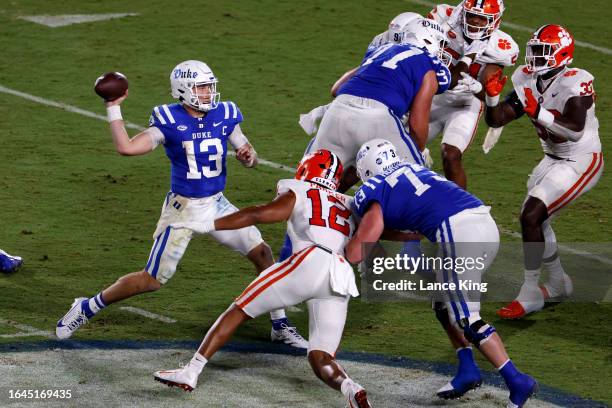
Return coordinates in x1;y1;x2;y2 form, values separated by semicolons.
0;0;610;406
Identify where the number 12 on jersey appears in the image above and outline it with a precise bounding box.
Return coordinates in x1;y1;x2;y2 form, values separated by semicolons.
306;189;351;236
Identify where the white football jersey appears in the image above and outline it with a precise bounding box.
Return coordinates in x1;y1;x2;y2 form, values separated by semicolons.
511;66;601;157
429;4;519;104
277;179;355;255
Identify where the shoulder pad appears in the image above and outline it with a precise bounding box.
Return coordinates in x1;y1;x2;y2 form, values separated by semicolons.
149;104;176;128
277;179;308;197
558;68;595;98
216;101;244;124
428;4;454;23
479;30;519;67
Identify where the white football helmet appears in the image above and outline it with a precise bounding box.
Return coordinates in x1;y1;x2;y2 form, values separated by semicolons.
356;139;402;182
170;60;220;111
388;12;422;43
402;18;452;66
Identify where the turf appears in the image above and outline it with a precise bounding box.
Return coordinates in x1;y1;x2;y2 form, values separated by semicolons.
0;0;610;405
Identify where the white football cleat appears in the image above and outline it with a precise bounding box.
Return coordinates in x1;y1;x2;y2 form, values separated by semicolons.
497;282;545;319
154;366;199;392
541;273;573;299
56;297;89;339
271;323;309;349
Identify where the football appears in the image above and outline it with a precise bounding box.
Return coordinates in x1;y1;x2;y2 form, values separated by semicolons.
94;72;128;101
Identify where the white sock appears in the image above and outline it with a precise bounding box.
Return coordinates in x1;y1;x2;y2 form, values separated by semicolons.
340;378;361;399
189;352;207;374
269;309;286;320
544;256;565;282
523;268;541;286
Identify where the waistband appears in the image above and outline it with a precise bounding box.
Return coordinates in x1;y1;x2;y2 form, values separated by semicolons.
335;94;388;109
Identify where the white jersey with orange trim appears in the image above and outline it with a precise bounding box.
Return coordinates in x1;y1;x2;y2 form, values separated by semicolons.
511;65;601;157
277;179;355;254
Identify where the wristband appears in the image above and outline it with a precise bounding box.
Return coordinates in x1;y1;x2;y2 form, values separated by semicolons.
485;94;500;107
106;105;122;122
536;107;555;128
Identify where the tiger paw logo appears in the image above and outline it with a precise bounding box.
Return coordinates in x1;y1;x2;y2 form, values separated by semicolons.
558;29;572;47
498;39;512;50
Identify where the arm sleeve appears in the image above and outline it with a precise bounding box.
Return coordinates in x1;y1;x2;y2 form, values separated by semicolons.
504;90;525;119
228;124;249;149
145;126;165;149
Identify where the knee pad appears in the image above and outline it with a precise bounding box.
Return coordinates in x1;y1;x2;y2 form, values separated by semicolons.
461;319;496;348
433;302;451;329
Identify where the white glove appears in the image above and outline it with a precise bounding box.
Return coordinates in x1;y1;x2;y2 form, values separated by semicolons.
482;127;504;154
450;72;483;95
172;220;216;235
422;147;434;169
463;39;488;60
298;103;331;136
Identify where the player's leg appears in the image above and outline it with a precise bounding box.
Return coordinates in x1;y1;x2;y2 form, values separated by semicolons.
498;153;603;318
442;210;537;407
154;246;320;391
56;226;192;339
439;100;483;189
211;197;307;348
0;248;23;273
306;296;372;407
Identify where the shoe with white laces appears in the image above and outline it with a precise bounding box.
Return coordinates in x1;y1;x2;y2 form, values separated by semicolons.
271;322;309;349
348;388;372;408
56;297;89;339
0;249;23;274
154;365;199;392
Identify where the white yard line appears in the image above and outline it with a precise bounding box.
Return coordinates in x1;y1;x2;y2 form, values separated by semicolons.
0;318;54;338
19;13;139;28
119;306;176;323
1;84;610;266
404;0;612;55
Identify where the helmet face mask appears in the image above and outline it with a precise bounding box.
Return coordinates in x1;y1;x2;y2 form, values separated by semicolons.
462;0;504;40
170;60;221;112
356;139;402;182
525;25;574;75
295;150;343;190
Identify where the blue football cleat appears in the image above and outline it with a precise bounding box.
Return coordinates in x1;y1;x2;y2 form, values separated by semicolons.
507;373;538;408
437;371;482;399
0;249;23;274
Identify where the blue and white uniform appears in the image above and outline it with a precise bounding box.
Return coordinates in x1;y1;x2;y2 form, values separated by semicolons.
145;102;263;284
308;44;451;168
353;163;499;324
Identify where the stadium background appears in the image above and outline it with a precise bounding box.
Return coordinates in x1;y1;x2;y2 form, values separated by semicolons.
0;0;610;406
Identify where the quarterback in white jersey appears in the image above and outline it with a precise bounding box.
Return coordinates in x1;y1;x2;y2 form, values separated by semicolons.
426;0;519;188
56;60;307;349
484;25;603;319
154;150;373;408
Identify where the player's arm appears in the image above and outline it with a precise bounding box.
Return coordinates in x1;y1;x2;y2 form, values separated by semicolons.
215;191;296;231
483;68;520;127
523;91;593;142
345;202;385;264
105;93;159;156
229;124;258;167
331;66;359;97
409;70;438;151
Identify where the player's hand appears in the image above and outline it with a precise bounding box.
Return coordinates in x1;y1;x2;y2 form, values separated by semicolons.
422;147;434;169
523;88;540;118
451;72;483;95
484;69;508;97
236;143;258;168
105;90;128;107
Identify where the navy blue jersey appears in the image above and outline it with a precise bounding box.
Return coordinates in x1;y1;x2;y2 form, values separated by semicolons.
337;44;451;117
353;164;483;241
149;102;243;198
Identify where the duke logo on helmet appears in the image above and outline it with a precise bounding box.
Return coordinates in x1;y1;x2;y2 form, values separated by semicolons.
170;60;220;112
